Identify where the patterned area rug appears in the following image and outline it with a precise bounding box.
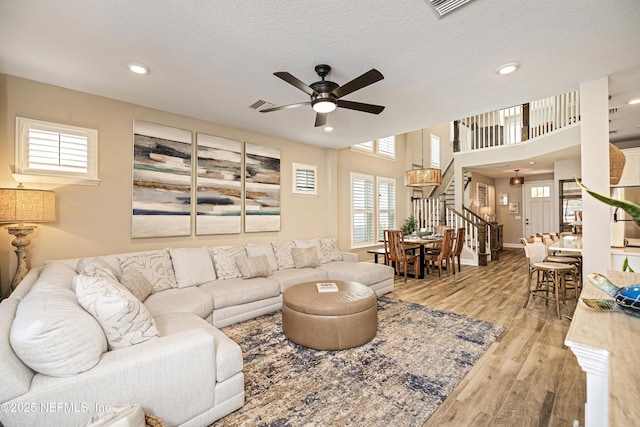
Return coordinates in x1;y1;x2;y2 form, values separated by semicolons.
214;297;503;427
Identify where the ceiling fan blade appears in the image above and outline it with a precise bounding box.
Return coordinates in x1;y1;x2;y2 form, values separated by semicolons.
314;113;328;127
331;69;384;99
274;72;315;96
337;100;385;114
260;101;310;113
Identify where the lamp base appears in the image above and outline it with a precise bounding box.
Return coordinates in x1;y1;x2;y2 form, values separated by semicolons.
7;225;37;291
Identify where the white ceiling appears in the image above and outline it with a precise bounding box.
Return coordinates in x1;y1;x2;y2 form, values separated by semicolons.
1;0;640;151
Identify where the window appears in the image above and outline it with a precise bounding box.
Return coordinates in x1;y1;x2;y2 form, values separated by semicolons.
15;117;99;185
430;134;440;168
377;177;396;242
351;136;395;159
292;163;317;196
530;186;550;198
350;173;396;248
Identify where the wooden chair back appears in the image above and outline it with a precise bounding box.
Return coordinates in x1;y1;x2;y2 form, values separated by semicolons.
453;227;465;257
383;229;417;283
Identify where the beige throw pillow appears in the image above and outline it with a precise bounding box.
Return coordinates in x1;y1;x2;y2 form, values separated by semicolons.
235;254;273;278
74;275;159;350
292;247;320;268
117;250;177;293
271;241;296;270
119;269;154;302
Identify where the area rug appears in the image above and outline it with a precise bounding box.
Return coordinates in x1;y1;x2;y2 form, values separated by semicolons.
214;297;504;427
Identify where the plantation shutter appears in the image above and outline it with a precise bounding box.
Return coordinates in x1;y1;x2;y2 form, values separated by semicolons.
293;163;317;195
352;173;374;246
27;127;89;173
353;141;374;152
430;134;440;169
377;178;396;241
377;136;395;158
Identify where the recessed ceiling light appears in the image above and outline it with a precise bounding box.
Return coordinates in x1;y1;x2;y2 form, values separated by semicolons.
529;161;535;165
324;125;335;132
128;63;149;75
496;63;519;75
629;98;640;105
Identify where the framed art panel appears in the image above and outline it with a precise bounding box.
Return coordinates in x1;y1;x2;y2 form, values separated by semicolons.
244;142;280;232
195;133;242;235
509;202;519;214
132;121;192;238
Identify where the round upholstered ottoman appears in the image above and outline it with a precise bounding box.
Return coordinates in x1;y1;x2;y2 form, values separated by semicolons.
282;280;377;350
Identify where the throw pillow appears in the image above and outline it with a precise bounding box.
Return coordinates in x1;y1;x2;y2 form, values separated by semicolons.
291;247;320;268
294;237;324;262
76;257;121;282
117;250;177;293
119;269;154;302
209;246;246;280
320;237;343;263
169;247;217;288
74;275;159;350
10;283;107;377
271;241;296;270
235;254;273;279
245;243;279;271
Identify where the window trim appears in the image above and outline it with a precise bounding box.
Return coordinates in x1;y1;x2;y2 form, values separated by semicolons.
350;136;396;159
292;162;318;197
350;172;396;249
14;117;100;186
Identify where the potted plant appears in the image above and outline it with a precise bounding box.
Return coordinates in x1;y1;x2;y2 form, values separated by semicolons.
401;215;417;236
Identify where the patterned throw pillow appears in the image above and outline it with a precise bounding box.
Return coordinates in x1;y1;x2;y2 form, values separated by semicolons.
76;258;121;282
74;275;159;350
291;247;320;268
235;255;273;279
209;246;246;280
245;243;279;271
320;237;343;263
117;250;177;293
271;241;296;270
119;269;154;302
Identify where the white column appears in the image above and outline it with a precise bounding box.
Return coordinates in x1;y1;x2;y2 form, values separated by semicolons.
566;343;609;427
579;78;611;276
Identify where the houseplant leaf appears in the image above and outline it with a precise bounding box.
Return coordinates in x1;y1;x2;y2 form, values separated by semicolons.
576;178;640;229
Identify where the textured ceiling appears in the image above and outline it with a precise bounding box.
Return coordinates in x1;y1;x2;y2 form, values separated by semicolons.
1;0;639;149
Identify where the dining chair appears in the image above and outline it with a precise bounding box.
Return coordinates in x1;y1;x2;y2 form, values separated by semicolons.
425;228;454;279
450;227;466;274
384;230;418;283
520;237;580;318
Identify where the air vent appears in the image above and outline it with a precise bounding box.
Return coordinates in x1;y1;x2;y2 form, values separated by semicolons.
428;0;474;17
248;99;275;111
609;107;618;114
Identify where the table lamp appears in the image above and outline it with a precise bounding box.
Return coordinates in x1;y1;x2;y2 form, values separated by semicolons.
0;184;55;290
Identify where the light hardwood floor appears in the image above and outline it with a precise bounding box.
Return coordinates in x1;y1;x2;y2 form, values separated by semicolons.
386;248;586;427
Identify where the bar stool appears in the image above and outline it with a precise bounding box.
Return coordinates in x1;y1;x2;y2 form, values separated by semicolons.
521;237;580;318
537;233;582;284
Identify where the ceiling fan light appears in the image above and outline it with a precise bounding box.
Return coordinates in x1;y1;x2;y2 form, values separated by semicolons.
312;99;337;113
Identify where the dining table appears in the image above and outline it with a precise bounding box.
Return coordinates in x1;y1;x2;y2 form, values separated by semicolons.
403;235;444;278
549;234;583;254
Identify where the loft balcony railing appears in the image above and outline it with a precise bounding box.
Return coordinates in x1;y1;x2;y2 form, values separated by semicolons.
455;90;580;152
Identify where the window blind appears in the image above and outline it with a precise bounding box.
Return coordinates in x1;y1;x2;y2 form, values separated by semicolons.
377;178;396;241
377;136;395;158
430;134;440;169
28;128;89;173
352;174;374;246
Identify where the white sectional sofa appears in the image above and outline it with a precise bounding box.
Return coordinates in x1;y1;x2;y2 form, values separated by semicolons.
0;237;394;427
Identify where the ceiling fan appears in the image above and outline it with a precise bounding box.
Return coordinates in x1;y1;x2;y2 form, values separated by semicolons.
260;64;385;127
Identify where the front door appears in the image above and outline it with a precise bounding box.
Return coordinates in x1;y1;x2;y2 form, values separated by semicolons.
524;180;554;237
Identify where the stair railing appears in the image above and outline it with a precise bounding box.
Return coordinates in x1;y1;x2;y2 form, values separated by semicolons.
445;206;483;264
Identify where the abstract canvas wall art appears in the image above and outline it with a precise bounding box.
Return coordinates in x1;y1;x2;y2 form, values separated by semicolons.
132;121;192;238
245;142;281;232
196;133;242;235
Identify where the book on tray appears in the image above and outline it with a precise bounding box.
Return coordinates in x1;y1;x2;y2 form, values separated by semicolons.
316;282;339;292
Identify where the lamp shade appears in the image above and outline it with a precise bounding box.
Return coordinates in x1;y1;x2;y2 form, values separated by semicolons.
509;176;525;185
404;168;442;187
0;188;55;223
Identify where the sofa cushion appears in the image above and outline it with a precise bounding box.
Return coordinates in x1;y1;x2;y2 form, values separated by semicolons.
245;243;279;271
81;404;146;427
119;269;154;302
320;237;343;263
269;268;328;292
294;237;323;261
154;312;243;383
199;277;281;309
271;241;295;270
170;247;217;288
0;298;34;403
74;275;159;350
10;282;107;377
318;261;394;286
235;254;273;279
143;287;214;319
33;261;78;291
292;247;320;268
117;249;177;292
209;245;246;280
